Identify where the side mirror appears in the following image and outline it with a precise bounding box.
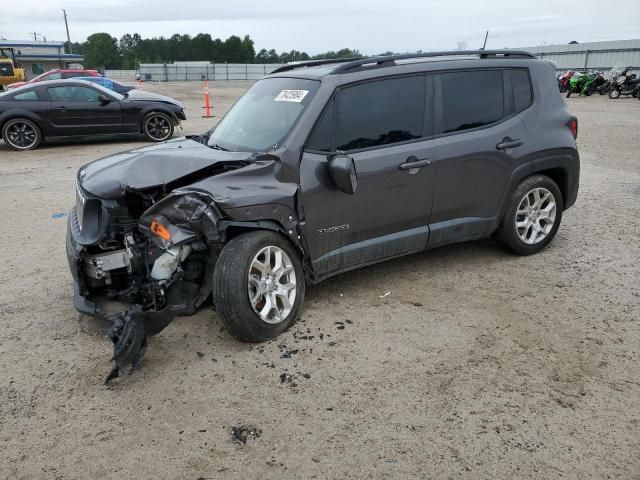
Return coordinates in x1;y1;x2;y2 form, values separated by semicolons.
329;154;357;194
98;94;111;104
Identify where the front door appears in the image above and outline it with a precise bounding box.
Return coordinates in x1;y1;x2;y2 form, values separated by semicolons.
300;74;436;279
45;85;122;135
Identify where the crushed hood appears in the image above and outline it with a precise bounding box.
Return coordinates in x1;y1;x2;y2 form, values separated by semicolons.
125;89;184;108
79;137;255;198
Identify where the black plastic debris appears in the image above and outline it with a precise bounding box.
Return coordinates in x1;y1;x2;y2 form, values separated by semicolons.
278;344;299;359
301;373;311;379
231;425;262;444
280;372;294;383
105;311;148;383
196;351;205;358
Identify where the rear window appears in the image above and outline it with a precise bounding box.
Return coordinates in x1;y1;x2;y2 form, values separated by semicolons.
13;90;39;101
510;68;533;113
439;70;504;133
334;75;426;151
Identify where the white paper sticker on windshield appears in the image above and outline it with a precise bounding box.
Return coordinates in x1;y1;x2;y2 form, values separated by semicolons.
275;89;309;103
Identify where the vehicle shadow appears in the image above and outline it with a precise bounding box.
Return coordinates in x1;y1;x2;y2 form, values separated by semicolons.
303;237;516;302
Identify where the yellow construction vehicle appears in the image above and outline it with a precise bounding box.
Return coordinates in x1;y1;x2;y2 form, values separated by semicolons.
0;48;25;91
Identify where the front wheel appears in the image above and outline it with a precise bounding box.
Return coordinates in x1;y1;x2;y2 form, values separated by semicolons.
493;175;564;255
609;89;621;99
213;231;305;342
142;112;174;142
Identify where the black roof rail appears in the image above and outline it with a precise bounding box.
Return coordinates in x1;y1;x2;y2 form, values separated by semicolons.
332;50;537;73
271;57;366;74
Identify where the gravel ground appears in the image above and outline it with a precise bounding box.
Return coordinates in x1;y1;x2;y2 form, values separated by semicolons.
0;82;639;480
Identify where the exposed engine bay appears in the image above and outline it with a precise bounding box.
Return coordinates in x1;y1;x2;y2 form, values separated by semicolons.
65;137;302;382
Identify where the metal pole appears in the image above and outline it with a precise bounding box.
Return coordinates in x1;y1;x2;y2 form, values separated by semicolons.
583;50;590;71
62;9;72;53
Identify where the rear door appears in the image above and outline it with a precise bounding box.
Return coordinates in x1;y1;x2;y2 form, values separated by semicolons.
429;68;529;246
300;74;437;278
46;84;122;135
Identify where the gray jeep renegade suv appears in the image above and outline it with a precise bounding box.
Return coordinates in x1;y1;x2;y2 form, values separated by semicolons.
66;50;579;379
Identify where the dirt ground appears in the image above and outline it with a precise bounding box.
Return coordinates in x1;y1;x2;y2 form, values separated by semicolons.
0;81;639;480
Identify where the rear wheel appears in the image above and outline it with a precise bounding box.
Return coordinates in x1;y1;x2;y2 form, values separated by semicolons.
142;112;174;142
609;89;621;99
213;231;305;342
493;175;564;255
1;118;42;151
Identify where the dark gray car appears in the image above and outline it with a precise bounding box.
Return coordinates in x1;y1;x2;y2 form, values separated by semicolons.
66;51;579;380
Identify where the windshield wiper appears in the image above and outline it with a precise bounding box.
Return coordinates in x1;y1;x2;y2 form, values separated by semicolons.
209;143;231;151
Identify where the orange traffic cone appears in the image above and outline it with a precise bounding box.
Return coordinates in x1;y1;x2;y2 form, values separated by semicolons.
202;80;214;118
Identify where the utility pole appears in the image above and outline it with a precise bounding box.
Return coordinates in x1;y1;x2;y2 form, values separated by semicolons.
63;9;72;53
30;31;41;42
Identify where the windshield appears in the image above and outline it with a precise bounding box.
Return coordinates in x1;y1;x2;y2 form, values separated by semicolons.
208;77;320;152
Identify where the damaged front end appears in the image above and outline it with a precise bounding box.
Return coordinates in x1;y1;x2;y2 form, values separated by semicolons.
67;184;223;382
66;138;304;382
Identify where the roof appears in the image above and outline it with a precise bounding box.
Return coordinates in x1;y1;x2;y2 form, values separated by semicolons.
523;39;640;54
0;40;65;48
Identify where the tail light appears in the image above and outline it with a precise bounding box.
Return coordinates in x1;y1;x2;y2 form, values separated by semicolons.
567;117;578;139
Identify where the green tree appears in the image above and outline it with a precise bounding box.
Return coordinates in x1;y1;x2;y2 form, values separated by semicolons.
64;41;84;55
84;33;120;69
241;35;256;63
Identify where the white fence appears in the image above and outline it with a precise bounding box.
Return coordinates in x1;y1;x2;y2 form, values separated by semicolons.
104;69;137;80
126;63;286;82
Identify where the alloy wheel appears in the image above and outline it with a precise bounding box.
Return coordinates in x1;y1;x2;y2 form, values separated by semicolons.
5;121;37;149
248;245;297;324
145;115;171;140
515;187;557;245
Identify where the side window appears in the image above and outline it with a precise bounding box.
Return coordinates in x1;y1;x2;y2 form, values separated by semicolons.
439;70;504;133
48;86;101;102
30;64;45;75
510;68;533;113
13;90;39;101
44;72;62;81
334;76;426;151
306;100;334;152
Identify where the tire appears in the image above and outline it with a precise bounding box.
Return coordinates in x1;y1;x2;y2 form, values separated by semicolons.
142;112;174;142
493;174;564;256
609;89;621;99
1;118;42;151
213;230;305;342
559;85;567;93
566;90;572;98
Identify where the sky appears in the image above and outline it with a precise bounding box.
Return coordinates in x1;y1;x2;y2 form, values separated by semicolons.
1;0;639;54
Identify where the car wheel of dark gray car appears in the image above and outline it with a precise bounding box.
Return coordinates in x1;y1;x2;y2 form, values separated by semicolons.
142;112;174;142
213;230;305;342
2;118;42;151
493;174;564;255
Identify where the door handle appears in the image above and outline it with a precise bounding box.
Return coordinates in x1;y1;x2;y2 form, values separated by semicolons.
399;156;431;170
496;138;523;150
56;106;67;111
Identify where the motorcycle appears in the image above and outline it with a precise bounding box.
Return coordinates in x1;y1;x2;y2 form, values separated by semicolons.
558;70;576;93
582;71;606;96
608;66;640;99
596;66;622;95
566;71;606;97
